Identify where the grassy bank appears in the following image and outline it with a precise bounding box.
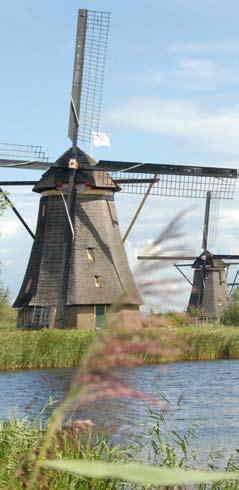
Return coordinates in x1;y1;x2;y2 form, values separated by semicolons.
1;326;239;370
0;329;95;370
143;326;239;363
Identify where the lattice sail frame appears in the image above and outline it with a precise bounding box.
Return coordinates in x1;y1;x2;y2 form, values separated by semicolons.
0;143;48;163
94;167;237;199
76;10;110;143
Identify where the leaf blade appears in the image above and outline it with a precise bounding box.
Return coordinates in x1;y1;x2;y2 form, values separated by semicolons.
44;460;239;485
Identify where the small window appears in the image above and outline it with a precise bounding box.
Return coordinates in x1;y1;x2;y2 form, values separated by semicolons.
94;275;101;288
87;248;95;261
25;279;32;293
42;205;45;217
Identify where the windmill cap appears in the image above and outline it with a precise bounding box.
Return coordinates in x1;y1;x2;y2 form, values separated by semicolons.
33;146;120;193
54;147;96;169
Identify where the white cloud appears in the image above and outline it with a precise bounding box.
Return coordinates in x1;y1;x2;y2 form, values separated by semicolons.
122;55;239;91
220;208;239;226
0;220;21;237
170;40;239;54
106;96;239;155
125;58;239;90
176;58;239;89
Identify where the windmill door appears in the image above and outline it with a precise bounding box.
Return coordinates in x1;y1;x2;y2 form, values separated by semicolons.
95;305;106;329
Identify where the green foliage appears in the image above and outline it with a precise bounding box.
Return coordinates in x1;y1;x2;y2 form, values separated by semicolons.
2;326;239;370
0;287;17;328
144;311;190;328
165;311;191;327
0;417;129;489
0;329;95;370
221;303;239;326
0;193;9;215
45;459;239;487
0;415;238;489
187;305;203;317
221;291;239;326
0;193;14;327
142;326;239;362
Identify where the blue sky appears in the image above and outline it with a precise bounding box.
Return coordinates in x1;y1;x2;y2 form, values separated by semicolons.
1;0;239;310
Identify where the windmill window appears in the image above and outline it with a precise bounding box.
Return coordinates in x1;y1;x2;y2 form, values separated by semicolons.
94;275;101;288
25;279;32;293
42;205;45;217
87;248;95;261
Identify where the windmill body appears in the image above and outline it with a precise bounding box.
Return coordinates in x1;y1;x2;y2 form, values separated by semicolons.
187;191;236;317
13;148;141;328
188;253;230;317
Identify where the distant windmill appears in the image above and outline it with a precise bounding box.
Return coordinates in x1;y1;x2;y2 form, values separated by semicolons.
0;9;238;329
138;191;239;318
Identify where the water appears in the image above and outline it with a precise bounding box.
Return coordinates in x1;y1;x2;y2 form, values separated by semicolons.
1;360;239;462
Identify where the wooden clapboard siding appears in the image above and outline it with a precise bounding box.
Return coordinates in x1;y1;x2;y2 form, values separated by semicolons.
14;147;141;328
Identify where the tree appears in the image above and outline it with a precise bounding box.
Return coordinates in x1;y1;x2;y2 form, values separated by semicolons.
221;289;239;326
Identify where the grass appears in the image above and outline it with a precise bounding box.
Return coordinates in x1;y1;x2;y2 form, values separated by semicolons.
0;414;238;489
0;329;95;370
1;325;239;370
143;326;239;363
0;417;129;489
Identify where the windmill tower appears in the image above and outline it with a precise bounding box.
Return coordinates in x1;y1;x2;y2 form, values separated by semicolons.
186;191;239;317
0;9;238;329
138;191;239;319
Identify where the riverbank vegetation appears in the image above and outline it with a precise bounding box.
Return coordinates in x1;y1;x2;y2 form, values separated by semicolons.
0;329;95;370
1;325;239;370
0;413;238;489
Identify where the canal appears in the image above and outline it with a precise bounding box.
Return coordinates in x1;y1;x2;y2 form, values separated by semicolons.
1;359;239;462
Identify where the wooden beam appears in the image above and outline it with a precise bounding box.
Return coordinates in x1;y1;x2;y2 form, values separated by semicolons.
0;187;35;239
122;175;157;243
0;181;37;186
138;255;196;261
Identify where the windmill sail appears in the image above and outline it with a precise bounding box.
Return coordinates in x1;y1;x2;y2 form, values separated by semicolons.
68;9;87;147
207;195;219;251
95;161;237;199
0;143;50;170
202;191;211;252
68;9;110;146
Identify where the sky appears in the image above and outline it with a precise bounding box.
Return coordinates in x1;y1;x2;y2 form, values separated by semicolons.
1;0;239;311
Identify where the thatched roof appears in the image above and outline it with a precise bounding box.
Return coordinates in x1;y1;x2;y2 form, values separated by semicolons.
33;147;119;193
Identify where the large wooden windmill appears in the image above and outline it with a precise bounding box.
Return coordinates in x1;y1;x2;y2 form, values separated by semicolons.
0;9;238;329
138;191;239;318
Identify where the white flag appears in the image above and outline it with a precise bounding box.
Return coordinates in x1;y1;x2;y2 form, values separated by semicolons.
92;131;111;147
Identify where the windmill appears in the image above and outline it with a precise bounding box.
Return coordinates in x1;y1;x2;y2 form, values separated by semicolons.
0;9;238;329
138;191;239;318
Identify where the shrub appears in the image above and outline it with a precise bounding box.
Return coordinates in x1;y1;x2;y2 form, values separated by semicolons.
221;302;239;326
143;312;190;328
0;286;17;328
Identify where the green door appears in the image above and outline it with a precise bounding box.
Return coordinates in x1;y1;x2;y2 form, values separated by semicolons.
95;305;106;329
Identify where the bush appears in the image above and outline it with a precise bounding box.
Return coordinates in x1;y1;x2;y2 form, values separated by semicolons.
0;286;17;328
221;302;239;326
143;312;190;328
